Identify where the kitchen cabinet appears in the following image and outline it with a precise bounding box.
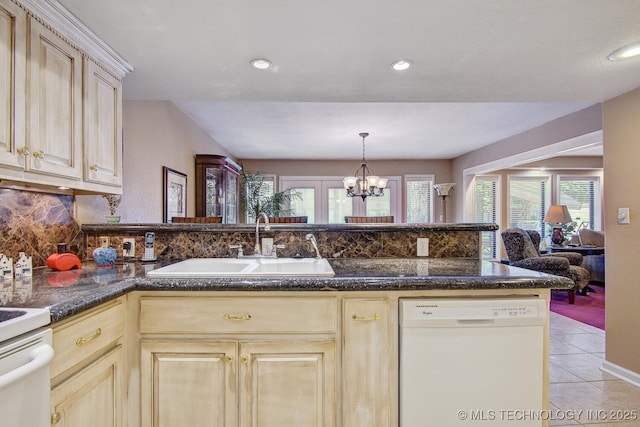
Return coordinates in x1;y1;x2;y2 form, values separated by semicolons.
342;298;394;427
26;16;83;181
138;295;337;427
0;0;26;168
0;0;130;193
50;297;125;427
195;154;242;223
83;58;123;188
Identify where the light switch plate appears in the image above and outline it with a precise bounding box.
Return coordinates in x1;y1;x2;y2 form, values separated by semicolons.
618;207;630;224
417;238;429;257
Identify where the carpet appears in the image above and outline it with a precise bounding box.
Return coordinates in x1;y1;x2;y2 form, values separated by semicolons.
550;283;605;330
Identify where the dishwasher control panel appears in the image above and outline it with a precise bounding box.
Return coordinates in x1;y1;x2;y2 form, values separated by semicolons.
401;298;547;327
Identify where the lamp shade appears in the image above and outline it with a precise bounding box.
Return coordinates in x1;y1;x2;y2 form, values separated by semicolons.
544;205;572;223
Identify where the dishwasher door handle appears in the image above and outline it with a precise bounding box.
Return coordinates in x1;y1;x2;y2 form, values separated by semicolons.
456;319;496;325
0;344;54;389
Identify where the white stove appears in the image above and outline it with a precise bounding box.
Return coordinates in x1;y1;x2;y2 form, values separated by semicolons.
0;307;51;342
0;307;53;427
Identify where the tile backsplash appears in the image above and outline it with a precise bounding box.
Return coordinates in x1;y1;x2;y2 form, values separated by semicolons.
0;189;83;267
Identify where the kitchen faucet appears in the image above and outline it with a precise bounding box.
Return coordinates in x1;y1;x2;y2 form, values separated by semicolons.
306;233;322;258
254;212;270;255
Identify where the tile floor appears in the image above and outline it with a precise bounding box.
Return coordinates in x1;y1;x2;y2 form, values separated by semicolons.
549;312;640;426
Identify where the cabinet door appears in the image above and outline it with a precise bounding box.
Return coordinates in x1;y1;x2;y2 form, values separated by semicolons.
84;58;123;187
27;17;82;180
50;345;124;427
342;298;394;427
141;340;237;427
239;340;336;427
0;0;26;169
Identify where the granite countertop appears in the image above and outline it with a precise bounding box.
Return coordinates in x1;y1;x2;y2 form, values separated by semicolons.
0;258;573;324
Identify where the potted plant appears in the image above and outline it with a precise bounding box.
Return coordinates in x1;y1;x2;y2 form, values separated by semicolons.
102;194;122;223
240;170;302;223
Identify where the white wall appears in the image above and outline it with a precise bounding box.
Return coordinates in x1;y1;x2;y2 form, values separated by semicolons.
76;101;234;223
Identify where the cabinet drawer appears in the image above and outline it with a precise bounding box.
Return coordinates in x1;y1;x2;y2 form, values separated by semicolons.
51;300;124;378
140;296;337;334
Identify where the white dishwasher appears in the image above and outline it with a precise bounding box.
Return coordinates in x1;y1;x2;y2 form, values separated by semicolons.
400;297;547;427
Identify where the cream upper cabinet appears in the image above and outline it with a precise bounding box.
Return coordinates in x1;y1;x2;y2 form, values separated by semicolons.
0;0;131;192
26;16;82;181
342;298;395;427
84;58;123;187
0;0;26;169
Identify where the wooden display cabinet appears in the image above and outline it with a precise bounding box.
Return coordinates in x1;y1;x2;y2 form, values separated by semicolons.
195;155;242;223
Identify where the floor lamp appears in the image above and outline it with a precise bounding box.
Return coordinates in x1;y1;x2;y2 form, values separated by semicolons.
433;183;455;223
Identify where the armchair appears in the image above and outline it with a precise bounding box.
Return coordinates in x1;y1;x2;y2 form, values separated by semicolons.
501;228;590;304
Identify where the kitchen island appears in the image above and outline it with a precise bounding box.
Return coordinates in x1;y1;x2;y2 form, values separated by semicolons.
2;257;571;322
1;257;570;427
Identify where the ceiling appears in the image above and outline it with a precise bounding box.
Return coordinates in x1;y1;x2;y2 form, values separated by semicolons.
59;0;640;160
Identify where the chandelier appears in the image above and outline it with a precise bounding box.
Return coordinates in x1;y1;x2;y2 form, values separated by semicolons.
343;132;388;200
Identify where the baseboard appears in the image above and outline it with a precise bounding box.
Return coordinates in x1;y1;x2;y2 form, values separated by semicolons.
601;360;640;387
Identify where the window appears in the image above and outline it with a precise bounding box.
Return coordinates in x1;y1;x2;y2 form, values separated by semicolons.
558;176;602;231
508;176;550;237
243;173;275;223
289;188;316;223
327;188;352;223
474;175;499;259
405;175;434;223
280;176;400;223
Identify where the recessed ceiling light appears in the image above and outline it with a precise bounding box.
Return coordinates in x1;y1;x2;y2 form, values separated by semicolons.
391;60;412;71
608;42;640;61
250;58;272;70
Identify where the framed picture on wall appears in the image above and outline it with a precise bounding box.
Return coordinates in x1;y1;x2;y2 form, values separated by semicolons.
163;166;187;223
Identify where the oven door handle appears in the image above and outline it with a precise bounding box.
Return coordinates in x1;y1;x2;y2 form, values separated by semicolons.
0;344;54;389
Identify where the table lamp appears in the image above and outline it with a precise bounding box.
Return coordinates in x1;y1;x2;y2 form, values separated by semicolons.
544;205;572;245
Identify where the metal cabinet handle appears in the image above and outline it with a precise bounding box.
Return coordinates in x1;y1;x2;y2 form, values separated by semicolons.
51;412;61;425
241;356;249;364
32;150;45;159
16;146;30;156
223;313;252;321
90;164;99;171
352;313;381;321
76;328;102;346
225;355;234;364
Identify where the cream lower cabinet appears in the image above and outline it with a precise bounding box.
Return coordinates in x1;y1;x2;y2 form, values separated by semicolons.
137;295;338;427
342;298;394;427
51;346;124;427
141;339;335;427
50;297;125;427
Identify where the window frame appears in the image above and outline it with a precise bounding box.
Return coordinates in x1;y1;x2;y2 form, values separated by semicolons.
507;174;552;237
279;175;401;223
556;174;603;231
404;174;435;224
473;174;501;259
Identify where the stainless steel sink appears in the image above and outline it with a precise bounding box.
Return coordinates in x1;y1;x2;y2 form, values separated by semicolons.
146;257;335;278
